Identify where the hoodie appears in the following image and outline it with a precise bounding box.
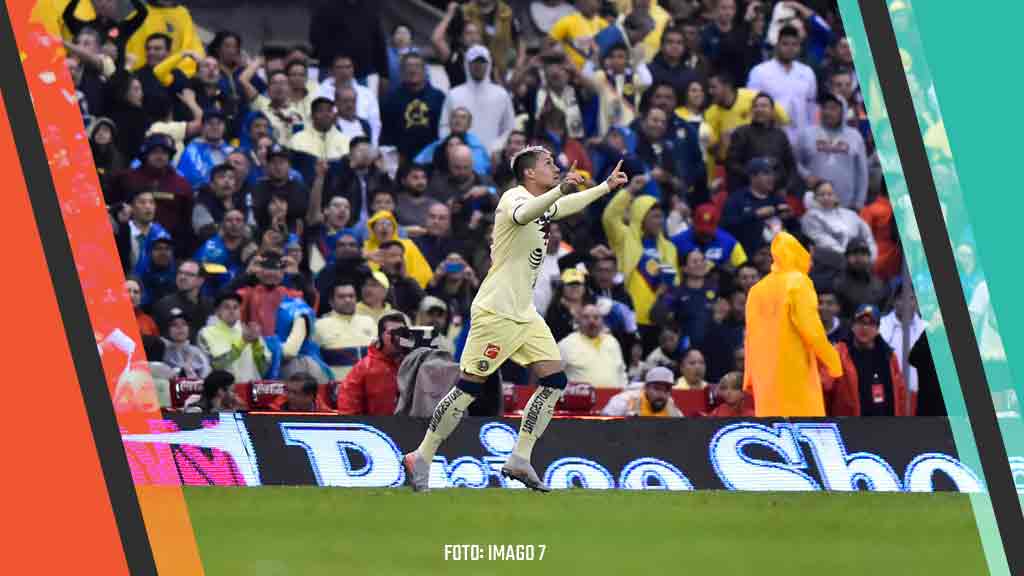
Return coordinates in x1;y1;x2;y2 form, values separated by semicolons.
439;45;517;151
743;232;843;417
364;211;433;289
602;189;679;326
800;203;877;261
795;118;869;209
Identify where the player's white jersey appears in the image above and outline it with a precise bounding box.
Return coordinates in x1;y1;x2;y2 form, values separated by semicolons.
471;185;557;323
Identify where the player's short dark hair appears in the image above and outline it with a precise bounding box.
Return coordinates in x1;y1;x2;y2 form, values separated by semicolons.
285;60;307;74
512;146;550;182
288;371;318;396
146;33;172;51
350;135;371;149
268;69;288;83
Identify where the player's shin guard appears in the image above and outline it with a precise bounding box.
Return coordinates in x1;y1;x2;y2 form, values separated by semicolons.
415;381;477;462
512;372;567;461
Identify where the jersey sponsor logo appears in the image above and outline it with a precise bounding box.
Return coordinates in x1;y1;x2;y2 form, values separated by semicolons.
521;387;556;435
484;343;501;359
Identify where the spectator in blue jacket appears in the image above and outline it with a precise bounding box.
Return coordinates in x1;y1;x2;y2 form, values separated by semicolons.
178;108;235;189
672;203;748;272
653;249;716;350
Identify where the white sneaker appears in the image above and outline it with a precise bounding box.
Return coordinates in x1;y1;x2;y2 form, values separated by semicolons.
500;454;550;493
403;452;431;492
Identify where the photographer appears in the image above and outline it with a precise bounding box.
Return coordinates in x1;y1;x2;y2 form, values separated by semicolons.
337;312;409;415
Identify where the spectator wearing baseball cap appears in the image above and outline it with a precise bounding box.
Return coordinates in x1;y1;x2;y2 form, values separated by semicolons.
546;268;591;344
671;203;748;273
825;304;909;417
415;295;455;354
178;107;235;189
356;270;395;323
833;238;889;319
601;366;683;417
721;156;798;257
234;251;306;337
795;91;869;210
252;143;312;235
198;291;271;383
109;133;193;253
138;235;178;307
160;306;212;380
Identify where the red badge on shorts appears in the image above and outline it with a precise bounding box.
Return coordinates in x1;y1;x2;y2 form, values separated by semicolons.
484;343;501;359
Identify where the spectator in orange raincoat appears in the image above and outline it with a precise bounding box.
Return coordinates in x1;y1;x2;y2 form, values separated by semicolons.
743;232;842;416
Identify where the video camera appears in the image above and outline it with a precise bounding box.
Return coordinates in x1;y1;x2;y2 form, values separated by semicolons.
391;325;435;353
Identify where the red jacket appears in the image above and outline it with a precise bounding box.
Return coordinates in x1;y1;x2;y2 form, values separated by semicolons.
860;197;901;282
824;340;909;416
337;346;401;415
705;397;755;417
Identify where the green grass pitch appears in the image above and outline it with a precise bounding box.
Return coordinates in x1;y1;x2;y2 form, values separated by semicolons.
184;488;987;575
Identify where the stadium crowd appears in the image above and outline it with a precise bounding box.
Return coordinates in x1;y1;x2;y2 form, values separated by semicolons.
49;0;941;418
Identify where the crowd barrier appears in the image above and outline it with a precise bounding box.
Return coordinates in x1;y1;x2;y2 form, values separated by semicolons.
120;413;998;493
168;379;713;415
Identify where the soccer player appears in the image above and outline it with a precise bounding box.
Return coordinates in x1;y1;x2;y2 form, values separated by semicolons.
403;148;629;492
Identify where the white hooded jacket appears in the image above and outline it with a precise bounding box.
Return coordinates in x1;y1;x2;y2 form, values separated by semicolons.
439;45;517;152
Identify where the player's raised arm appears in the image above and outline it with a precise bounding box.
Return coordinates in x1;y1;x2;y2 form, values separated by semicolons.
552;160;630;220
509;153;574;225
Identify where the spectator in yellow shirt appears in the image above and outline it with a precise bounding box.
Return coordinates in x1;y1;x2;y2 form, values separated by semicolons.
704;71;789;183
124;0;204;76
548;0;608;69
558;303;628;389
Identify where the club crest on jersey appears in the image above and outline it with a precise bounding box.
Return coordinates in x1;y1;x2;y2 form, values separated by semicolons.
484;343;501;359
476;359;490;373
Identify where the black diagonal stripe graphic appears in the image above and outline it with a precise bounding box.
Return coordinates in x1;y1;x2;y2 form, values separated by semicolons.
856;0;1024;571
0;5;158;575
